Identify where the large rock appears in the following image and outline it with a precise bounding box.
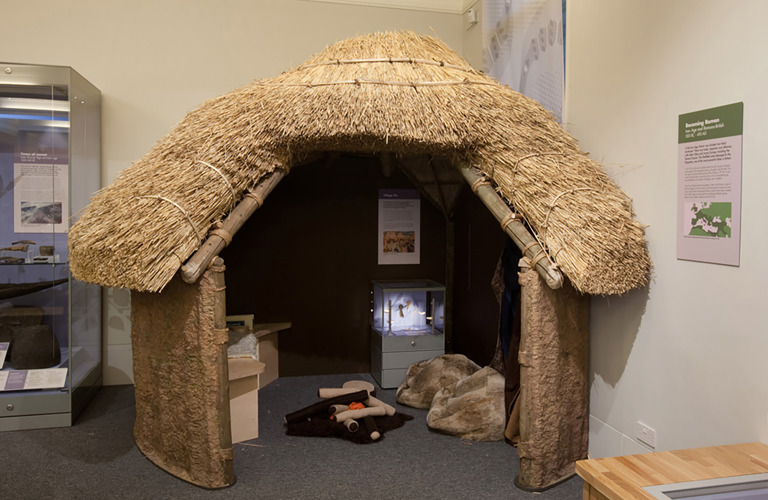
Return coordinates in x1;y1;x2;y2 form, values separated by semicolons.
426;366;506;441
396;354;480;409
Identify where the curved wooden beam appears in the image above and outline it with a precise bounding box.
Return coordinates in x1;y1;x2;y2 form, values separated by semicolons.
454;160;563;290
181;170;286;284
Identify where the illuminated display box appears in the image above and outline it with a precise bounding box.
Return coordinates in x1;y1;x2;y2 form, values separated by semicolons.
370;280;445;388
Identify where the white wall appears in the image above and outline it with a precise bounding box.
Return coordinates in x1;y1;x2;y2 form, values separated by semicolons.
1;0;471;385
565;0;768;457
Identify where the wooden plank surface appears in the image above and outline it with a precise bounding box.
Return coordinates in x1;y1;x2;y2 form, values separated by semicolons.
583;482;610;500
252;322;290;388
252;322;291;338
227;357;266;381
576;442;768;500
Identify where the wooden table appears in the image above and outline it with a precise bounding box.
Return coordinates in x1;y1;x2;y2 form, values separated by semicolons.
252;322;291;388
228;357;266;444
226;322;290;443
576;442;768;500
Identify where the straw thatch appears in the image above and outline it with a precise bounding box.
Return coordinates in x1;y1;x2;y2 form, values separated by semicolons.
68;31;650;295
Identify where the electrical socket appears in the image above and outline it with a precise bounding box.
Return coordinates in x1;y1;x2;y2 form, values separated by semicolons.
636;421;657;449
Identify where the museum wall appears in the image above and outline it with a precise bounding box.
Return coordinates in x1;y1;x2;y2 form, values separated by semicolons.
0;0;496;383
565;0;768;457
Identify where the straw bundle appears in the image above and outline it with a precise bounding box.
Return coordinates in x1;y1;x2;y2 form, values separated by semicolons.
68;31;650;295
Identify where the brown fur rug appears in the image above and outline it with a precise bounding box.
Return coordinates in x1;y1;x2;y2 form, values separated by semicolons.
395;354;480;409
426;366;506;441
396;355;505;441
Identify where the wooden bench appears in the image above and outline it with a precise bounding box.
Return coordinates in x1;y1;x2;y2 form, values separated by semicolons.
226;322;291;443
576;442;768;500
250;322;291;388
227;357;266;443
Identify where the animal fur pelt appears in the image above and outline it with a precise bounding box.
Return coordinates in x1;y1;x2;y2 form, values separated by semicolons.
426;366;506;441
396;354;480;409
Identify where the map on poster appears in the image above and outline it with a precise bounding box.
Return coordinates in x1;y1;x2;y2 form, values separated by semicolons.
683;202;732;238
677;103;743;266
483;0;564;122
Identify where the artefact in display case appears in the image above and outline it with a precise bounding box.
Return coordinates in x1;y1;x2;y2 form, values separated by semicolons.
0;63;102;430
370;280;445;388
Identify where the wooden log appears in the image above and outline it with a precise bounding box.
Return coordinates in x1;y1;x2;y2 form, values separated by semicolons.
211;258;234;453
454;160;563;290
181;170;286;284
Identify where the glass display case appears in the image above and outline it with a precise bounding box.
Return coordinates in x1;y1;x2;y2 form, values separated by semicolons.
370;280;445;388
371;280;445;336
0;63;102;430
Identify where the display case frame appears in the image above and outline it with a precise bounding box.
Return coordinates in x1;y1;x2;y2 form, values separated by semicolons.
0;62;102;430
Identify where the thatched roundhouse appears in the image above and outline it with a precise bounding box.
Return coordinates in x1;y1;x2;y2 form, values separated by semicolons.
68;31;650;295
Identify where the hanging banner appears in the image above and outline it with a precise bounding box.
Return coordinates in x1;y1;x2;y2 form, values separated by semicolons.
677;102;743;266
483;0;564;122
378;189;420;265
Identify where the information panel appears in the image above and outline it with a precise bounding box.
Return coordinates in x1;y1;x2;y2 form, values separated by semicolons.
677;102;743;266
377;189;420;265
0;368;68;391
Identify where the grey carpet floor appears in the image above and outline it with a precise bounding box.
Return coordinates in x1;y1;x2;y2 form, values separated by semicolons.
0;373;583;499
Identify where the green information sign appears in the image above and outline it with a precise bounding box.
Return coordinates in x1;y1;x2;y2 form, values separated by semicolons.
678;102;743;144
677;102;743;266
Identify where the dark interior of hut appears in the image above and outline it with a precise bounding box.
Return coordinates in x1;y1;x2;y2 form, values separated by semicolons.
220;153;506;376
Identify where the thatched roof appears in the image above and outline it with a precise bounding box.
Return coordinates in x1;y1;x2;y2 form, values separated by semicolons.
68;31;651;295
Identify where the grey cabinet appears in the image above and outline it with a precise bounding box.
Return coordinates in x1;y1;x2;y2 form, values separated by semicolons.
370;280;445;388
0;63;102;430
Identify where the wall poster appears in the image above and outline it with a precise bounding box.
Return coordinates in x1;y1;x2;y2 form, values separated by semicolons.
377;189;420;265
677;102;743;266
13;149;69;234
